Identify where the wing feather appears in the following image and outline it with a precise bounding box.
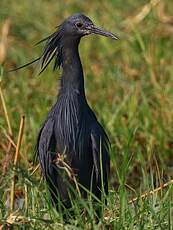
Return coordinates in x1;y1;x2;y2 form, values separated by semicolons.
91;128;110;195
37;118;55;178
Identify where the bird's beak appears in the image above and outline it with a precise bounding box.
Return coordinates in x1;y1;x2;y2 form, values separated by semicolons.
87;25;118;40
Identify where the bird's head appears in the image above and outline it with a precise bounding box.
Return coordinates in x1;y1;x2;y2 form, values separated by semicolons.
61;13;118;40
11;14;118;73
36;13;118;72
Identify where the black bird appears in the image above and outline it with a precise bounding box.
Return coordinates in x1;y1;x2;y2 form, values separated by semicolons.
27;14;117;214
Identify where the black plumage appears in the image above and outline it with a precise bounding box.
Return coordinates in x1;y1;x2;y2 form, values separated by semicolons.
26;14;118;213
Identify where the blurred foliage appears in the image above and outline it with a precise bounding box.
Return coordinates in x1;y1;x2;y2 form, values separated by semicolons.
0;0;173;228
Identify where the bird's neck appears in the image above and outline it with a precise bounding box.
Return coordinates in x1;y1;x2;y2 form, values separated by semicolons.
60;38;85;96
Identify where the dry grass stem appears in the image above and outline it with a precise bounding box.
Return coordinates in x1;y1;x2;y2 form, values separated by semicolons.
24;184;28;210
10;115;25;211
0;81;12;136
55;154;81;197
0;19;11;64
157;2;173;24
124;0;161;27
2;128;17;149
129;179;173;204
30;164;40;176
0;81;14;177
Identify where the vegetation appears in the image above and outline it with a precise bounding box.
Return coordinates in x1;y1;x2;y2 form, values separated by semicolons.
0;0;173;228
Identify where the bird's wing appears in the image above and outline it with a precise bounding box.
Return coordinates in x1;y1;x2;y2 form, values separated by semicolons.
91;128;110;194
36;119;73;208
36;118;56;178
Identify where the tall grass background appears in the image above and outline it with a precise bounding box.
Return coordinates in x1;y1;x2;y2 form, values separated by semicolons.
0;0;173;228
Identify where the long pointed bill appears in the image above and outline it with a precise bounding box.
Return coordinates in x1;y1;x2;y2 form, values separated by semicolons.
89;26;118;40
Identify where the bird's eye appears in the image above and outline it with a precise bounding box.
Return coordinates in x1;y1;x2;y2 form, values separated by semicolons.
76;22;83;28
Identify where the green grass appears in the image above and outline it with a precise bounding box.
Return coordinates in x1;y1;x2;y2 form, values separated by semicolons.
0;0;173;228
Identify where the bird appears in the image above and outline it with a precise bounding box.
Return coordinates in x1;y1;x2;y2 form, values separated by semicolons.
14;13;118;217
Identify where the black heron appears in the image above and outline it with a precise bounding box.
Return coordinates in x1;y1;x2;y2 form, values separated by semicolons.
16;13;118;215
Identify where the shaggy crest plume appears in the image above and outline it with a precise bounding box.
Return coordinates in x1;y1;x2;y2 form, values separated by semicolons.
11;25;65;74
